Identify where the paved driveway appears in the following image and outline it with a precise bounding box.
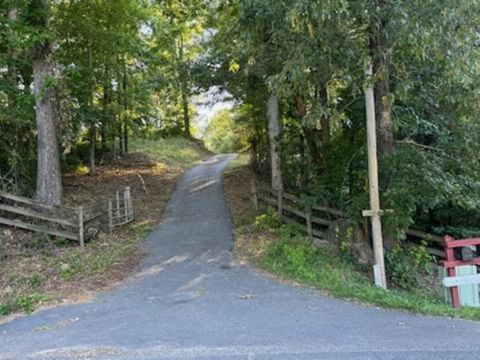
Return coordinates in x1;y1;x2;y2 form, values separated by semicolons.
1;155;480;359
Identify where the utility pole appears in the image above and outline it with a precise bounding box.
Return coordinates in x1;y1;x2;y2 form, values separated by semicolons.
363;61;387;290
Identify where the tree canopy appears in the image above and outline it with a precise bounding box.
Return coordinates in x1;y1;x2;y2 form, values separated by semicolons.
200;0;480;240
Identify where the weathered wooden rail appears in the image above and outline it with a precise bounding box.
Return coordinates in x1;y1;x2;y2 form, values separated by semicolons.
253;181;445;259
253;181;344;240
0;187;134;247
0;191;85;245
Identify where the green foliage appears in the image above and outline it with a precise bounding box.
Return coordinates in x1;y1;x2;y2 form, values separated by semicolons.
204;108;250;154
257;233;480;321
204;0;480;242
225;154;251;173
0;304;12;317
253;207;281;232
14;293;50;314
0;0;213;192
0;293;50;316
411;241;433;272
265;234;316;281
22;233;54;251
59;254;84;282
129;136;210;171
385;241;433;290
28;273;44;288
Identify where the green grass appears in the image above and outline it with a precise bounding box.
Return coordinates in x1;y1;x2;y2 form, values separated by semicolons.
225;163;480;321
233;207;480;322
130;137;211;171
225;154;251;173
0;224;152;318
0;294;51;316
256;232;480;321
52;223;152;283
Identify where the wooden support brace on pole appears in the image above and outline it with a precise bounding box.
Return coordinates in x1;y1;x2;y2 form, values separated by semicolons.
363;61;387;290
77;206;84;248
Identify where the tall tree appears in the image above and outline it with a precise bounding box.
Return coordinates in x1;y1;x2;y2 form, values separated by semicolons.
267;94;283;192
153;0;209;138
369;0;394;156
30;0;63;205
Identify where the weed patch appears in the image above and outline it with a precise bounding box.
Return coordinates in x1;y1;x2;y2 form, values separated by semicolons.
258;222;480;321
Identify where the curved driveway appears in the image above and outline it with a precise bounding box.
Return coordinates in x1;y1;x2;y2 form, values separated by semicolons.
1;155;480;359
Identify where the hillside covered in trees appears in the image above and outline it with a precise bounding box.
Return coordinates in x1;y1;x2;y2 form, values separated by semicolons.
1;0;207;201
2;1;480;251
201;1;480;243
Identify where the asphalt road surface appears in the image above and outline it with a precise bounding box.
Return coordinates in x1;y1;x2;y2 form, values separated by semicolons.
1;154;480;360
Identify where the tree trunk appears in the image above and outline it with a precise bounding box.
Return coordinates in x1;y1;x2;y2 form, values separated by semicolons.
251;115;262;173
123;123;128;154
7;8;18;94
177;36;192;139
267;94;283;191
370;0;394;156
115;67;124;157
7;7;20;190
101;66;110;154
319;84;330;146
181;88;191;138
87;35;96;175
369;0;395;249
89;124;96;175
178;37;191;139
122;59;129;153
118;121;124;156
295;95;311;189
100;126;106;153
32;2;63;206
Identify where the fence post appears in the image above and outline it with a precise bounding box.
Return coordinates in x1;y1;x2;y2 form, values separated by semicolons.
124;187;130;222
108;199;113;233
77;206;84;248
444;235;461;308
129;190;134;221
251;180;258;211
306;205;312;241
126;186;133;221
116;191;121;219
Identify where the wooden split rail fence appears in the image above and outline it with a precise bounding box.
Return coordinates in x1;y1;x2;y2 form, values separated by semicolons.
253;181;346;241
0;187;134;247
253;180;445;259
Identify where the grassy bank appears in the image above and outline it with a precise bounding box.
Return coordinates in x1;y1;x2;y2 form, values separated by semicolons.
130;137;208;172
0;137;210;319
224;164;480;322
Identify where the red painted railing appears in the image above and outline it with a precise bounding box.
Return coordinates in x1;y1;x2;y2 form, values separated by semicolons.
443;235;480;308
